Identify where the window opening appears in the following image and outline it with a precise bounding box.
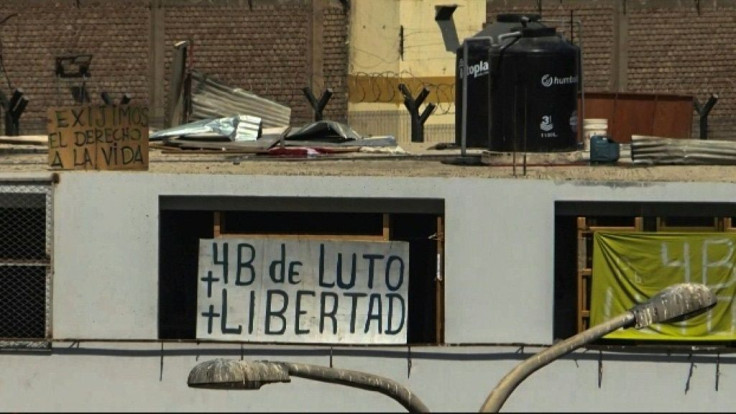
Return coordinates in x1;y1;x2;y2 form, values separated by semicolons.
159;197;444;345
0;182;53;350
556;202;736;349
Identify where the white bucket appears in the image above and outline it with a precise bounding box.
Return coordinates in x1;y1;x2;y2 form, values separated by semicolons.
582;118;608;151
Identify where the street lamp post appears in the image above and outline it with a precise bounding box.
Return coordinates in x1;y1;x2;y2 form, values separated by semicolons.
479;283;717;413
188;358;430;413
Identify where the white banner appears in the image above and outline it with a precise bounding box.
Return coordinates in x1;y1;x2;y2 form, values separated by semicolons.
196;238;410;344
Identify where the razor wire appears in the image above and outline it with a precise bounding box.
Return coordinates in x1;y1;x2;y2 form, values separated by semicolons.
347;70;455;115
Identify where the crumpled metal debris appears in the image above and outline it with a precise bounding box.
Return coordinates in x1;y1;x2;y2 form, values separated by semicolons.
150;114;262;142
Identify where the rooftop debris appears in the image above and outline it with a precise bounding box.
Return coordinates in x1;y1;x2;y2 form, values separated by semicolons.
631;135;736;165
188;70;291;129
150;115;263;142
286;120;361;142
160;64;400;158
481;150;587;166
0;135;47;146
150;118;399;158
284;120;396;148
155;134;282;154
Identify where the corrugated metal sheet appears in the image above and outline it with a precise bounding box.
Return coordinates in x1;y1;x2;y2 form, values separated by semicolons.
189;71;291;129
631;135;736;165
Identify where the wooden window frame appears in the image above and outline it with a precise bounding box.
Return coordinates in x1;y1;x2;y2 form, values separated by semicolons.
577;215;736;334
159;196;445;344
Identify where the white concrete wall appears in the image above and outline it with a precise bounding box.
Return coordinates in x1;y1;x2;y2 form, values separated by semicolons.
4;172;735;411
52;173;736;344
2;342;734;412
52;173;564;344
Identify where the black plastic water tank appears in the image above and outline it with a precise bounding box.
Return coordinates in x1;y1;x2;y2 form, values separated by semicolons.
489;26;580;152
454;14;545;149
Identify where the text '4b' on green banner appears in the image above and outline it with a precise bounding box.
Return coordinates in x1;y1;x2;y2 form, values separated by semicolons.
591;232;735;341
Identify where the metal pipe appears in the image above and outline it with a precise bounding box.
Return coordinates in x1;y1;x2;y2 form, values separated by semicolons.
460;36;494;156
491;31;521;159
496;31;522;44
282;362;430;413
541;19;584;144
188;358;430;413
694;93;718;140
480;283;716;412
461;40;468;157
480;312;635;412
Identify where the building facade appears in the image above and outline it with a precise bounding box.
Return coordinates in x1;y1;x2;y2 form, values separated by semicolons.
1;0;736;412
0;165;735;411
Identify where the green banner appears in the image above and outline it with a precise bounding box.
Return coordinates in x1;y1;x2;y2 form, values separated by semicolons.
591;232;736;340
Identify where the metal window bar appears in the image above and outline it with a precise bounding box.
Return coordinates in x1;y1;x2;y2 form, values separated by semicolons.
0;182;53;350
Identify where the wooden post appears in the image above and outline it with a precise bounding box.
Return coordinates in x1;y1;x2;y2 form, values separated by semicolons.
436;215;445;344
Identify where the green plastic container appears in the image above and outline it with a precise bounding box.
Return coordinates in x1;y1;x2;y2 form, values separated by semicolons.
590;135;619;164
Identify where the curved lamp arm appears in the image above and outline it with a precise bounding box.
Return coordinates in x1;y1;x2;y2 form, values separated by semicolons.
479;283;716;412
280;362;430;413
479;312;634;412
188;358;430;413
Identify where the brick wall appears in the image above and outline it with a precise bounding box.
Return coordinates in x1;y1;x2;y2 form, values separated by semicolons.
321;4;349;123
2;0;734;140
163;2;312;126
487;0;736;140
487;1;615;92
0;0;349;135
0;0;150;134
627;6;736;139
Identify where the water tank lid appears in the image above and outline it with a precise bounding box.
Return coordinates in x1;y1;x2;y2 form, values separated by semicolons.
496;13;541;23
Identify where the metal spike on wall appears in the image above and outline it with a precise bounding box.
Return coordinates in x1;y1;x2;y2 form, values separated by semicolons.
398;83;436;143
716;353;721;391
685;353;695;394
303;86;333;122
407;345;412;378
159;342;165;382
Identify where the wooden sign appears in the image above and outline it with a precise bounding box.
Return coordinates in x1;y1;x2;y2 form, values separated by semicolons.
197;238;410;344
47;105;149;170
